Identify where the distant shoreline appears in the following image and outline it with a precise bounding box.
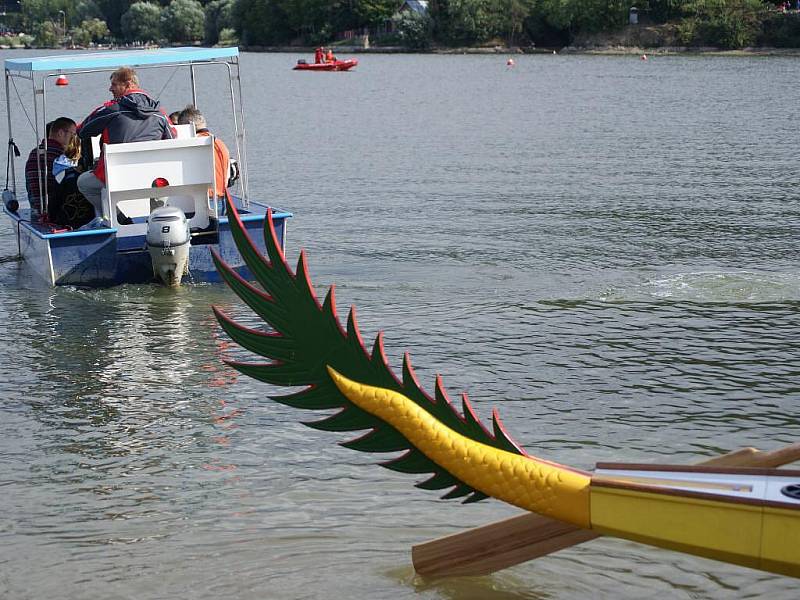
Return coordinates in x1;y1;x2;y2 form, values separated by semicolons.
3;43;799;58
244;44;800;57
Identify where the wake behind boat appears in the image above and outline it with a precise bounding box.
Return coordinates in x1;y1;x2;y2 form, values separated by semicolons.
2;47;291;287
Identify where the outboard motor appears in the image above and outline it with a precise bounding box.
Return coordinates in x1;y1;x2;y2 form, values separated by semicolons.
146;206;190;286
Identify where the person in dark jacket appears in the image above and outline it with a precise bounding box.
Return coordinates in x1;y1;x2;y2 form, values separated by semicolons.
76;66;174;224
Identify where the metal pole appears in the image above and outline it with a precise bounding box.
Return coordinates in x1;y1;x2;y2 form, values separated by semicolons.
30;75;45;219
229;59;249;207
189;64;197;108
41;75;49;217
5;70;17;194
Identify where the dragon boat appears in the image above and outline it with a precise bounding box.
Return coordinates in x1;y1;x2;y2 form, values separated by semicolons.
211;207;800;580
293;58;358;72
2;47;290;286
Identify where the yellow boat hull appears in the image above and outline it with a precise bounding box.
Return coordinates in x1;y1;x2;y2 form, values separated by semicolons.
591;474;800;578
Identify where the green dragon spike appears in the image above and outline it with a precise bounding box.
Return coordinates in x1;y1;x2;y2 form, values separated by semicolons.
211;204;527;504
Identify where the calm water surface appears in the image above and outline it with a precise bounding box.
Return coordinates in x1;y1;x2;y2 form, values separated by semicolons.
1;51;799;599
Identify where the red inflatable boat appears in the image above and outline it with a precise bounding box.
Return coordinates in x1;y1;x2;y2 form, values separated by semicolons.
293;58;358;72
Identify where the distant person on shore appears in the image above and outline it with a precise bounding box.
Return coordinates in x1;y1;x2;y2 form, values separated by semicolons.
76;66;175;224
314;47;323;64
177;105;231;214
326;48;336;63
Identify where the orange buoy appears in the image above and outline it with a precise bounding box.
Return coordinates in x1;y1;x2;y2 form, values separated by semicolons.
55;74;69;86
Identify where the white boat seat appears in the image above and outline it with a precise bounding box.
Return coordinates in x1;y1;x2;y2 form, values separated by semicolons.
102;136;216;231
90;123;193;165
172;123;196;139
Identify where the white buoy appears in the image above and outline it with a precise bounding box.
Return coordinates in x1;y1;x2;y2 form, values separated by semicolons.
641;54;647;60
507;58;515;67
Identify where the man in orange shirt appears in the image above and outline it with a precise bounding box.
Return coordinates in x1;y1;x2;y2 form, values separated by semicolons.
177;105;231;215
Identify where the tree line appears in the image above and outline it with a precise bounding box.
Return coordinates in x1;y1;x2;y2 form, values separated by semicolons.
5;0;800;50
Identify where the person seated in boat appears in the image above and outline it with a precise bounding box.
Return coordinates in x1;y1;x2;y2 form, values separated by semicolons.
314;47;324;64
76;66;175;225
326;48;336;63
50;133;94;229
169;111;181;125
24;116;77;222
177;105;231;215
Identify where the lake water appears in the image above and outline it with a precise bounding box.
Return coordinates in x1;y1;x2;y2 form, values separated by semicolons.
1;50;799;599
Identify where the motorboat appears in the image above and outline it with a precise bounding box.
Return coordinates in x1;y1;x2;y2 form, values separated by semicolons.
2;47;291;286
293;58;358;72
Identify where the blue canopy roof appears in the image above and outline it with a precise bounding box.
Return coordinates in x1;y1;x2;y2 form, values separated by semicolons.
5;47;239;74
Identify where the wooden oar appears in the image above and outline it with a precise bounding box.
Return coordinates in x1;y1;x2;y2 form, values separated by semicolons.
411;442;800;577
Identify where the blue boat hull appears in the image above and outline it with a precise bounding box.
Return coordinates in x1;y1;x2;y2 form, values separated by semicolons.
4;198;289;286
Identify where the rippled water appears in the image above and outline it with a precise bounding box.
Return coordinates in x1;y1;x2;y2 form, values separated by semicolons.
1;51;799;599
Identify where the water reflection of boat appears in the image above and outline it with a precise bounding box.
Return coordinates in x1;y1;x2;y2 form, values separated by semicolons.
2;47;291;287
293;58;358;72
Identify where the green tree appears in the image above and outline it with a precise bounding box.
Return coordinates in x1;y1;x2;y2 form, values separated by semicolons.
20;0;71;31
121;2;163;42
760;11;800;47
356;0;397;27
73;0;103;22
81;16;110;40
393;10;434;48
571;0;628;33
537;0;578;31
233;0;292;45
95;0;136;36
163;0;205;42
204;0;234;44
645;0;685;22
218;26;239;45
32;19;59;47
72;17;110;45
496;0;536;45
681;0;766;48
434;0;497;45
276;0;334;42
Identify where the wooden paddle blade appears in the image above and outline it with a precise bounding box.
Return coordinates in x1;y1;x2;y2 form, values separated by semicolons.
412;513;597;577
411;443;800;578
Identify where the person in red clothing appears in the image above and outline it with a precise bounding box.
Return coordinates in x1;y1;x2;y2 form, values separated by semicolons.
24;117;76;220
177;105;231;214
76;67;174;224
314;47;323;64
326;48;336;63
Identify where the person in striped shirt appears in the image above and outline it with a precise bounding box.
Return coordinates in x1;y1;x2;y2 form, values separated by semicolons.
24;117;76;221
